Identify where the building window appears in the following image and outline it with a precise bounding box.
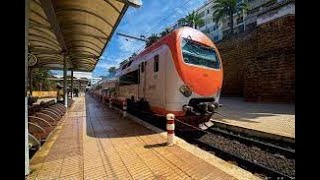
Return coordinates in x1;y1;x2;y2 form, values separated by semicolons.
141;62;144;73
237;17;243;24
154;55;159;72
264;0;276;8
247;7;259;15
206;19;211;25
199;11;205;18
207;9;210;14
214;36;219;41
223;29;230;36
212;25;218;31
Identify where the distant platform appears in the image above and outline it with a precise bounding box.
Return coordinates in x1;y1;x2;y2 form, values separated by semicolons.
212;97;295;140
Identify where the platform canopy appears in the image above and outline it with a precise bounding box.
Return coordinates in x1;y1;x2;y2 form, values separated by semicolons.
28;0;142;72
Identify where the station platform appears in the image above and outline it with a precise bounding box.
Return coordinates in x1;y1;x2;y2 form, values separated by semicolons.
27;95;259;180
212;97;295;140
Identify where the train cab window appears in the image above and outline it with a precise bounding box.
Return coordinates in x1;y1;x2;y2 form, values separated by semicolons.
154;55;159;72
141;62;144;73
181;38;220;69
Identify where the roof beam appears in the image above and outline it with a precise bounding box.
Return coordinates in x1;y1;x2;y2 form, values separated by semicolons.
100;4;129;60
29;48;61;54
62;31;108;40
65;39;104;50
69;53;99;59
55;7;114;28
29;20;54;31
39;0;67;52
104;0;121;13
114;0;142;8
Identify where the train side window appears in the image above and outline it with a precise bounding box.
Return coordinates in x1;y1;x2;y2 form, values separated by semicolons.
154;55;159;72
138;65;140;84
119;69;139;86
127;61;132;67
141;62;144;73
121;64;127;70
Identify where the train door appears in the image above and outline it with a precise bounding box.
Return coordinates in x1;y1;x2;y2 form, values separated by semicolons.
138;61;147;99
145;54;162;106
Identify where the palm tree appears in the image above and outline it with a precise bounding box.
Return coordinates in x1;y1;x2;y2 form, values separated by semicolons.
108;67;117;78
184;10;204;29
160;27;172;37
129;52;137;60
145;33;160;47
212;0;248;35
178;18;186;27
120;59;128;66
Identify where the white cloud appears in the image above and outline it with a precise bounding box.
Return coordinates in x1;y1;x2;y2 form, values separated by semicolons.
96;62;118;70
119;38;141;53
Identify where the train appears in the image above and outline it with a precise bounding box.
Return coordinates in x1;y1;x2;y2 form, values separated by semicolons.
94;27;223;129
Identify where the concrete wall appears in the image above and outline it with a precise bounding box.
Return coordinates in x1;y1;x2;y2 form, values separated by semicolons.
31;91;57;98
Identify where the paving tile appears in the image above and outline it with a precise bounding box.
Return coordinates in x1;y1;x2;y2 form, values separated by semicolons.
27;96;239;180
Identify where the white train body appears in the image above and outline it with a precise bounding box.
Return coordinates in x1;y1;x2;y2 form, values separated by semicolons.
112;27;223;117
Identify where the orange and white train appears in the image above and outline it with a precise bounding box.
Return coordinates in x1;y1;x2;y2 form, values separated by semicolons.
107;27;223;125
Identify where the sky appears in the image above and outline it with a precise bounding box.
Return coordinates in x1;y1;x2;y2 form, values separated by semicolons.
52;0;207;77
92;0;208;77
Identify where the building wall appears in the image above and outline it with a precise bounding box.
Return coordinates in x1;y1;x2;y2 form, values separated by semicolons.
91;78;102;86
216;15;295;103
197;1;223;42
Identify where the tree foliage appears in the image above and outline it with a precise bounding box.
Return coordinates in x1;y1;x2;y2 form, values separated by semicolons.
145;33;160;47
30;68;55;91
212;0;248;35
184;10;205;29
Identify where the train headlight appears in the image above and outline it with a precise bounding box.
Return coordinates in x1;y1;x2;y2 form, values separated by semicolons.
179;84;192;97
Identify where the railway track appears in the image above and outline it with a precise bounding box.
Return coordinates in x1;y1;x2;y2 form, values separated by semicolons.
118;104;295;179
207;126;295;158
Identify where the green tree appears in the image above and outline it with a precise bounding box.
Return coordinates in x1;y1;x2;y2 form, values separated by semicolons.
108;66;117;78
30;68;55;91
120;59;128;66
145;33;160;47
129;52;137;60
184;10;204;29
212;0;248;35
178;18;187;26
160;27;172;37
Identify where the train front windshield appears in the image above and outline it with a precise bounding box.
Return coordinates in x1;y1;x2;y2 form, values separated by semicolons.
181;38;220;69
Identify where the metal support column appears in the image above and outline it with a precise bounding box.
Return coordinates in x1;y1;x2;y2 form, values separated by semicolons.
25;0;30;176
78;80;81;96
63;54;68;108
29;68;32;95
71;70;73;99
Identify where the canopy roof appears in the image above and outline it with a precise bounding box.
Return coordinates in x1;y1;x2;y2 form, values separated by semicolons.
28;0;141;72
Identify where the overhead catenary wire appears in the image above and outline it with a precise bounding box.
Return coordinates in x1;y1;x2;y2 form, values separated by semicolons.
119;0;199;61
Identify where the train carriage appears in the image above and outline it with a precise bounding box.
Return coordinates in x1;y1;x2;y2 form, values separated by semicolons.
111;27;223;129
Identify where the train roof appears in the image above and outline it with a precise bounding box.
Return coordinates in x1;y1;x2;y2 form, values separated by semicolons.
115;27;214;77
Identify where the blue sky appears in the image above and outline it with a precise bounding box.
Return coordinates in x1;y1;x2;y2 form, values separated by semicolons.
53;0;207;77
92;0;209;77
